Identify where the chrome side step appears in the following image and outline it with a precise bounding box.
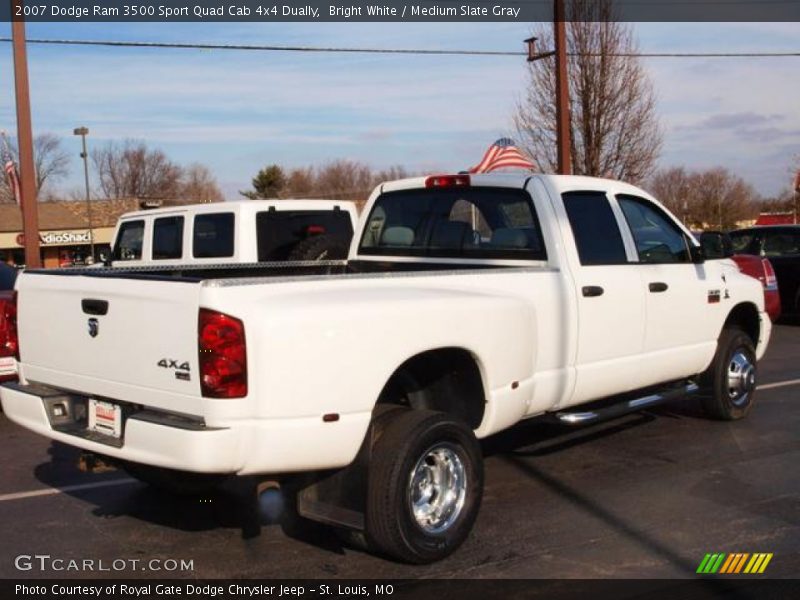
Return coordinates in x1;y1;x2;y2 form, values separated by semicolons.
554;383;700;426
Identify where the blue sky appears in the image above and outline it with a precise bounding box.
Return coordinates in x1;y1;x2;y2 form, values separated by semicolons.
1;21;798;199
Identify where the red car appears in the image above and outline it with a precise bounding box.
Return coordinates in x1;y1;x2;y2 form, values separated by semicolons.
696;231;781;322
731;254;781;322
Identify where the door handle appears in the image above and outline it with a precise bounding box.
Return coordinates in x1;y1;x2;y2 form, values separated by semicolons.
81;299;109;315
582;286;604;298
648;282;669;293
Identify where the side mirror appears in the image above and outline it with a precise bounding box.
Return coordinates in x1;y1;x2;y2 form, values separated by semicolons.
699;231;735;260
689;244;706;264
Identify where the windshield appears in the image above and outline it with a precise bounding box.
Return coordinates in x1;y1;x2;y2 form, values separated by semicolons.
358;187;546;261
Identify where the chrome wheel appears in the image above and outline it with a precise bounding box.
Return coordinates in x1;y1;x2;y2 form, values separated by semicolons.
727;350;756;407
407;443;467;534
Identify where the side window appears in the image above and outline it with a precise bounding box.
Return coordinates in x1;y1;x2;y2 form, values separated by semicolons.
563;191;627;265
112;220;145;261
618;195;691;264
763;231;800;257
193;213;234;258
152;216;184;260
729;232;754;254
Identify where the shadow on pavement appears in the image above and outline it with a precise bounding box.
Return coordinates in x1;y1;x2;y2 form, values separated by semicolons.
32;441;353;556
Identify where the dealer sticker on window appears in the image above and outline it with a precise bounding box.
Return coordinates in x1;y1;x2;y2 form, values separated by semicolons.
88;399;122;439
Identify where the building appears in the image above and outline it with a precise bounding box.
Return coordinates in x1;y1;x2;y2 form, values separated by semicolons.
0;198;140;267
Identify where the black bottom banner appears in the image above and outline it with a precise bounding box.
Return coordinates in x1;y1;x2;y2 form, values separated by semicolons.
4;579;800;600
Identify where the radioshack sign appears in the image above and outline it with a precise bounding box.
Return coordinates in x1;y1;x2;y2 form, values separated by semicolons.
16;231;92;247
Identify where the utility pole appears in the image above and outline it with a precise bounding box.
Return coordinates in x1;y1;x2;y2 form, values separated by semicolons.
11;5;41;268
525;0;572;175
553;0;572;175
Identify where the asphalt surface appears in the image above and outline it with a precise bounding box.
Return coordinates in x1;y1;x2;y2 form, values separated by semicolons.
1;324;798;580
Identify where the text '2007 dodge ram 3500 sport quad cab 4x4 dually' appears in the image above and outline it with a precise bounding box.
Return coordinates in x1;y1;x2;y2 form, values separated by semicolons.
0;173;771;563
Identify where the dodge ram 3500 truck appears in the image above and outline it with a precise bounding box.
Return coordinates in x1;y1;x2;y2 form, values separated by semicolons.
0;173;771;564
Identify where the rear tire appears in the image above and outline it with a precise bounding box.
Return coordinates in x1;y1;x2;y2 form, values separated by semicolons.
699;327;757;421
287;235;349;261
122;461;228;496
365;410;483;564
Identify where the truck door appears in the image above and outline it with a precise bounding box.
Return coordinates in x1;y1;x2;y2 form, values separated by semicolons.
558;190;647;407
616;194;719;384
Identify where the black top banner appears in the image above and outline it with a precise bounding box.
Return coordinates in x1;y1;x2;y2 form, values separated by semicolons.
1;0;799;22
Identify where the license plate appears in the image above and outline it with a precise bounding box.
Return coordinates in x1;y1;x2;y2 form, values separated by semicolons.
88;399;122;438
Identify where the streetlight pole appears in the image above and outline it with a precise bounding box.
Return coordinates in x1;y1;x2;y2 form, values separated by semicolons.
73;127;95;260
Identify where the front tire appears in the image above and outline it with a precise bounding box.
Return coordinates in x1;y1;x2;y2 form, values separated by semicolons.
366;410;483;564
699;327;758;421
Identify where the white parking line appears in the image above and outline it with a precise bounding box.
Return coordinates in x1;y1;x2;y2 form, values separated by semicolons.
757;378;800;391
0;478;137;503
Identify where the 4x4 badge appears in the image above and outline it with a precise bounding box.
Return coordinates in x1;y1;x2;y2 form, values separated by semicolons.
88;318;99;338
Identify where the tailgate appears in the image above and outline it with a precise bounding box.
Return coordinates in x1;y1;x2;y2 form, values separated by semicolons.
17;271;203;409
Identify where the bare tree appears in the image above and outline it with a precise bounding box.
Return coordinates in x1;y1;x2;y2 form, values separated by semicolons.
314;160;375;202
33;133;71;193
243;161;413;208
648;167;694;220
180;163;224;203
649;166;758;229
1;133;70;202
515;0;662;183
693;168;757;230
92;140;183;199
284;167;316;198
372;166;410;187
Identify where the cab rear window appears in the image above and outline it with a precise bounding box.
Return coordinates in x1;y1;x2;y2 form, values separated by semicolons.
193;213;234;258
359;188;546;261
256;210;353;261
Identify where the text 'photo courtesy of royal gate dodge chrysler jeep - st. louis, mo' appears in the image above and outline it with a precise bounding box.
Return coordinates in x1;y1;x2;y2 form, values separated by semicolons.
0;172;771;564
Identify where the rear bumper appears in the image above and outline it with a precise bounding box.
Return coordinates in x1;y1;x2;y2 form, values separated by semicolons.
0;383;370;476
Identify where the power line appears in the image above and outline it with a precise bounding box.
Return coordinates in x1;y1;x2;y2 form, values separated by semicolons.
0;37;799;58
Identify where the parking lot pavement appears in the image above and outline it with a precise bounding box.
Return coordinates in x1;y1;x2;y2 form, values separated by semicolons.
1;325;798;580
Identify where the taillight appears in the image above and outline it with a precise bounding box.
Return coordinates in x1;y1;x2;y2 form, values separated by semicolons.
0;292;18;360
762;259;778;291
0;292;18;383
306;225;326;235
425;174;470;188
198;308;247;398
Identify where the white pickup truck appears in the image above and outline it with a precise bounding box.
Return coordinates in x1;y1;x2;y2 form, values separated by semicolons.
1;173;771;563
109;199;358;265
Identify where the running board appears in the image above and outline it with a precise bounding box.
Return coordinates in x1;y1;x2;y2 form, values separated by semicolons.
554;383;699;425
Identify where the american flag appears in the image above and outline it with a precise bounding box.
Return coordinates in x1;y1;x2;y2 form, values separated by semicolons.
1;135;21;206
469;138;536;173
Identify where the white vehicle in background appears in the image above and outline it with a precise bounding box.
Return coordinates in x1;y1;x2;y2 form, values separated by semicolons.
1;173;771;564
109;199;359;266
